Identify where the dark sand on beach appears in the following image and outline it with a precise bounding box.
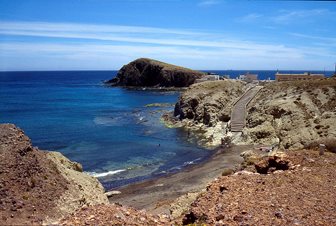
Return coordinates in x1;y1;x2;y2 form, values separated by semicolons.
109;145;253;214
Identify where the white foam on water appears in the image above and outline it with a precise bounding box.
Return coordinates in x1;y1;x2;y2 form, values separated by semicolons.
183;157;202;166
87;169;127;178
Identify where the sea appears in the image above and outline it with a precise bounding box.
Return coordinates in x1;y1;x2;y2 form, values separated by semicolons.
0;70;333;190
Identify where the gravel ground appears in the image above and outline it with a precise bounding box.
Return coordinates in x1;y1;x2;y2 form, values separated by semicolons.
179;149;336;225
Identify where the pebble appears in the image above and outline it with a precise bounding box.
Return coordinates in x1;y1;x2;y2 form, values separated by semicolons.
275;211;283;218
140;217;146;221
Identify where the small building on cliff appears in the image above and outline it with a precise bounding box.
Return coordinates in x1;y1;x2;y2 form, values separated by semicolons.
238;72;258;83
195;73;220;83
275;72;325;82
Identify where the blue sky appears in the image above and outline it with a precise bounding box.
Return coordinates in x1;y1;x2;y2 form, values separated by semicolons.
0;0;335;71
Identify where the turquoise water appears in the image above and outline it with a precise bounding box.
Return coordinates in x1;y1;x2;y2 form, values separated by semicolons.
0;71;209;189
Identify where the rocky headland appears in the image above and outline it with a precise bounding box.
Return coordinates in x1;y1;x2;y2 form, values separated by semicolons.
165;78;336;150
164;79;246;147
105;58;205;87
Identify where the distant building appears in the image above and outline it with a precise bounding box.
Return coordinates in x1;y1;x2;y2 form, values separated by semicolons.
195;74;220;83
275;72;325;82
238;72;258;83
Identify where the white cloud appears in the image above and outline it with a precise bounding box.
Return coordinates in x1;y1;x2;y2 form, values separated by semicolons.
237;13;263;22
272;9;328;24
289;32;336;43
0;21;204;36
0;21;302;53
0;21;335;70
197;0;220;7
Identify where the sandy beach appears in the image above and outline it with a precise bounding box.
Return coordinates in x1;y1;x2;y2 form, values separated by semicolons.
109;145;253;215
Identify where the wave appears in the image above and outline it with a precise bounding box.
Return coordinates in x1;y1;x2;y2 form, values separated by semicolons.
183;157;202;166
87;169;126;178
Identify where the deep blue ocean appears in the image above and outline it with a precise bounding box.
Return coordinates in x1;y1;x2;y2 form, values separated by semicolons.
0;70;333;189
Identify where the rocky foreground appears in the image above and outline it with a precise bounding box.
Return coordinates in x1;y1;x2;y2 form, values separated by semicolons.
179;149;336;225
61;148;336;225
105;58;205;87
0;124;108;225
1;124;335;225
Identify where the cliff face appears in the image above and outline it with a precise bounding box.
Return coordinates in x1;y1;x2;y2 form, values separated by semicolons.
105;58;205;87
174;80;245;126
0;124;108;225
167;80;245;147
242;79;336;150
169;78;336;150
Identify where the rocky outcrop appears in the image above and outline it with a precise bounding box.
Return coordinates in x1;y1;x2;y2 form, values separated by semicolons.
0;124;108;225
105;58;205;87
180;149;336;225
241;79;336;150
45;152;109;224
174;80;245;125
169;77;335;150
165;80;245;147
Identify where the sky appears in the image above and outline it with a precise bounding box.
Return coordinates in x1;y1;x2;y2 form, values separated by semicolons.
0;0;335;71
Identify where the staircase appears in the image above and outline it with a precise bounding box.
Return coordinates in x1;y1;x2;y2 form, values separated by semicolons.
230;86;263;132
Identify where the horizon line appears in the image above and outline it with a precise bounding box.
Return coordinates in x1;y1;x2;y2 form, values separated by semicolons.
0;69;334;73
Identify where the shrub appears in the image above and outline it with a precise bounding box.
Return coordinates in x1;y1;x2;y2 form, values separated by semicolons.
221;168;234;176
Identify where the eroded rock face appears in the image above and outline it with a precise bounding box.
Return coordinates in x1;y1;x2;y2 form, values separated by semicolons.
0;124;108;225
242;79;336;150
167;80;245;147
174;80;244;126
105;58;205;87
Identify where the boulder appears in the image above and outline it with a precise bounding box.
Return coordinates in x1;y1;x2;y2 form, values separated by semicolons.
254;153;291;174
105;58;205;87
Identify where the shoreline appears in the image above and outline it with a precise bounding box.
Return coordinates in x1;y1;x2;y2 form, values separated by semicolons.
108;144;253;215
103;84;188;92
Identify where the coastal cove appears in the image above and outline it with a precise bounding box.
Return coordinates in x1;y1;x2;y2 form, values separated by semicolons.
0;71;214;189
1;70;334;190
